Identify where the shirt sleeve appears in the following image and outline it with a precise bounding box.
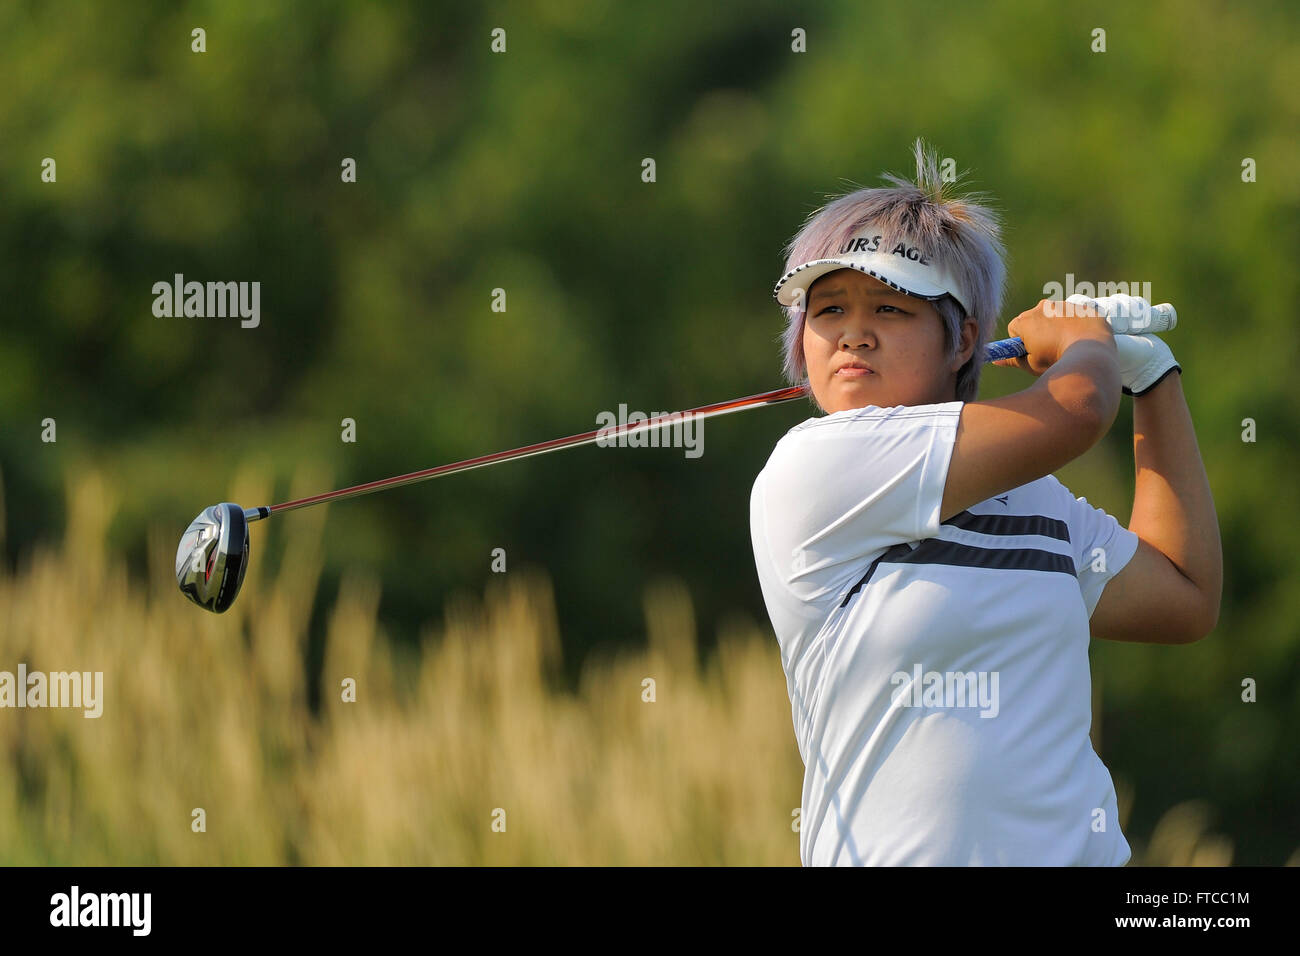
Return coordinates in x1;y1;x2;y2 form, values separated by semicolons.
751;402;962;604
1054;480;1140;617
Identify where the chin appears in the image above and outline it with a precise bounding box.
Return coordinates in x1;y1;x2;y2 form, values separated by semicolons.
828;381;885;410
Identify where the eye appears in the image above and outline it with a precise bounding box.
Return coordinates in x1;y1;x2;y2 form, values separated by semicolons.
814;304;909;316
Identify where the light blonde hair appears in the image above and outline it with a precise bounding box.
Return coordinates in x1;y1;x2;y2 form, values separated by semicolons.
776;139;1007;404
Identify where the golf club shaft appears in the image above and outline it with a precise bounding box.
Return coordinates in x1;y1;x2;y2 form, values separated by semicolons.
243;316;1161;523
244;385;811;522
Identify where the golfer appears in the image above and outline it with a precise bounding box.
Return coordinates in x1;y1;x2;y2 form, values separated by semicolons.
750;141;1222;866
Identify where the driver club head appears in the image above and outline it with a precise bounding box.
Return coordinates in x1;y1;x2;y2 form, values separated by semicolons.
175;503;250;613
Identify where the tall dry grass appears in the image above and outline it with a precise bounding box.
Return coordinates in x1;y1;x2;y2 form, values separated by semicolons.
0;469;1251;865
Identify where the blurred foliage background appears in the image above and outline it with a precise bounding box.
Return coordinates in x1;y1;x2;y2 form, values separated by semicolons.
0;0;1297;863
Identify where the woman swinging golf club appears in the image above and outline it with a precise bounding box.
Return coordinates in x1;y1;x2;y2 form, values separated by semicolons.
750;141;1222;866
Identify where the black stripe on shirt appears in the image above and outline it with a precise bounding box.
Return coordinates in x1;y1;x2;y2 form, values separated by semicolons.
838;543;912;609
942;510;1070;542
899;538;1075;575
838;538;1075;610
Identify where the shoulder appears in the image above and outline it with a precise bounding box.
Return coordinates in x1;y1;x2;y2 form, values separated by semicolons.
756;401;963;480
776;401;963;450
753;402;965;512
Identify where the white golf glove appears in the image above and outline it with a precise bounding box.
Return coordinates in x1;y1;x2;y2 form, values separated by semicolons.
1113;332;1181;395
1064;294;1181;395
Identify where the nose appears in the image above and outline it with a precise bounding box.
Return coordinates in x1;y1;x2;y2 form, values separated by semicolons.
839;309;877;350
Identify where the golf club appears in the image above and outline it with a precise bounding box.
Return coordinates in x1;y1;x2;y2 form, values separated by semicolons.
177;306;1176;613
175;383;806;613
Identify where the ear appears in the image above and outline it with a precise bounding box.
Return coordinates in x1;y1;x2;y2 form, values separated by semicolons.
950;317;978;371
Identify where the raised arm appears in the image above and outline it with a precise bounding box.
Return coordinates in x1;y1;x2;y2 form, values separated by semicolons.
1089;373;1223;643
941;300;1121;522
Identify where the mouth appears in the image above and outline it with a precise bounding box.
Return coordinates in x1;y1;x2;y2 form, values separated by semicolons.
834;366;874;378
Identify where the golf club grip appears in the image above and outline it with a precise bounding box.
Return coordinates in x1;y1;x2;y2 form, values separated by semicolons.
985;302;1176;363
984;337;1028;362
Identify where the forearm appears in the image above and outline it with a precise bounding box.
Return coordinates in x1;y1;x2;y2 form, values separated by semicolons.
1129;371;1222;624
1036;337;1122;439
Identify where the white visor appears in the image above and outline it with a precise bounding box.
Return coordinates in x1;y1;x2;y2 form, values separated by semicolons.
773;228;972;316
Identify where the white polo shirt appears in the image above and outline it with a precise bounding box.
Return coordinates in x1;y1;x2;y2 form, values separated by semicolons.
749;401;1138;866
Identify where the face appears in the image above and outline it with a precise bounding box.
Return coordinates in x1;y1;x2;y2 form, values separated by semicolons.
802;269;975;413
